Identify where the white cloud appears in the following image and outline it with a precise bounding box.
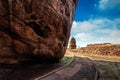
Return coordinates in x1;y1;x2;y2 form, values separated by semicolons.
72;18;120;34
99;0;109;10
99;0;120;10
71;18;120;47
100;30;120;43
75;33;93;41
110;30;120;37
71;21;97;33
96;29;112;34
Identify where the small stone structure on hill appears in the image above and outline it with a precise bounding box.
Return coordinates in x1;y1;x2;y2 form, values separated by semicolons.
69;37;77;49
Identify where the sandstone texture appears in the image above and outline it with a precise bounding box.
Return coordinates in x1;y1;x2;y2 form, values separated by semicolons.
69;37;76;49
0;0;77;63
78;43;120;56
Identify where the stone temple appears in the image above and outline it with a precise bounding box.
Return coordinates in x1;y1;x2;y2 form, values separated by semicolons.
69;37;77;49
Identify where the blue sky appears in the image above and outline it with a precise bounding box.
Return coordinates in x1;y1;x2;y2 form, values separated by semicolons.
70;0;120;47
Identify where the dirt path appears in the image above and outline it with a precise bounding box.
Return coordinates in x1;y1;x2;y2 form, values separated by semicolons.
36;53;97;80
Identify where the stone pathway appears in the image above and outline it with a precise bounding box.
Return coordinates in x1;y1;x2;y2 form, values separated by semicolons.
35;53;97;80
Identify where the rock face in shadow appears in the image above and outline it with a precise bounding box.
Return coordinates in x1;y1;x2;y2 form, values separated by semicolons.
0;0;77;63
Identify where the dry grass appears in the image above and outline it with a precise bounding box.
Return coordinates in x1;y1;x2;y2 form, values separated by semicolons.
83;53;120;62
94;60;120;80
77;52;120;80
67;49;120;80
60;50;74;65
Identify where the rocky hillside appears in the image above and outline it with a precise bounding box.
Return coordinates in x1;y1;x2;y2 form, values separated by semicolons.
78;43;120;56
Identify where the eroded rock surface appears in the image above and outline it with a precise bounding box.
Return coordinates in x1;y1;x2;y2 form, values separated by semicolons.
0;0;77;63
69;37;76;49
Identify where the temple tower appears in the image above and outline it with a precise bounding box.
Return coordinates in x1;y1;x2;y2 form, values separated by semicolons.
69;37;77;49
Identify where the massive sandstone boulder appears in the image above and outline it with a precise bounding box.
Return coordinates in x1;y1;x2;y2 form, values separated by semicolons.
0;0;77;63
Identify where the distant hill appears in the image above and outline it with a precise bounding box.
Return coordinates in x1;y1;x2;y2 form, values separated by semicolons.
78;43;120;56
